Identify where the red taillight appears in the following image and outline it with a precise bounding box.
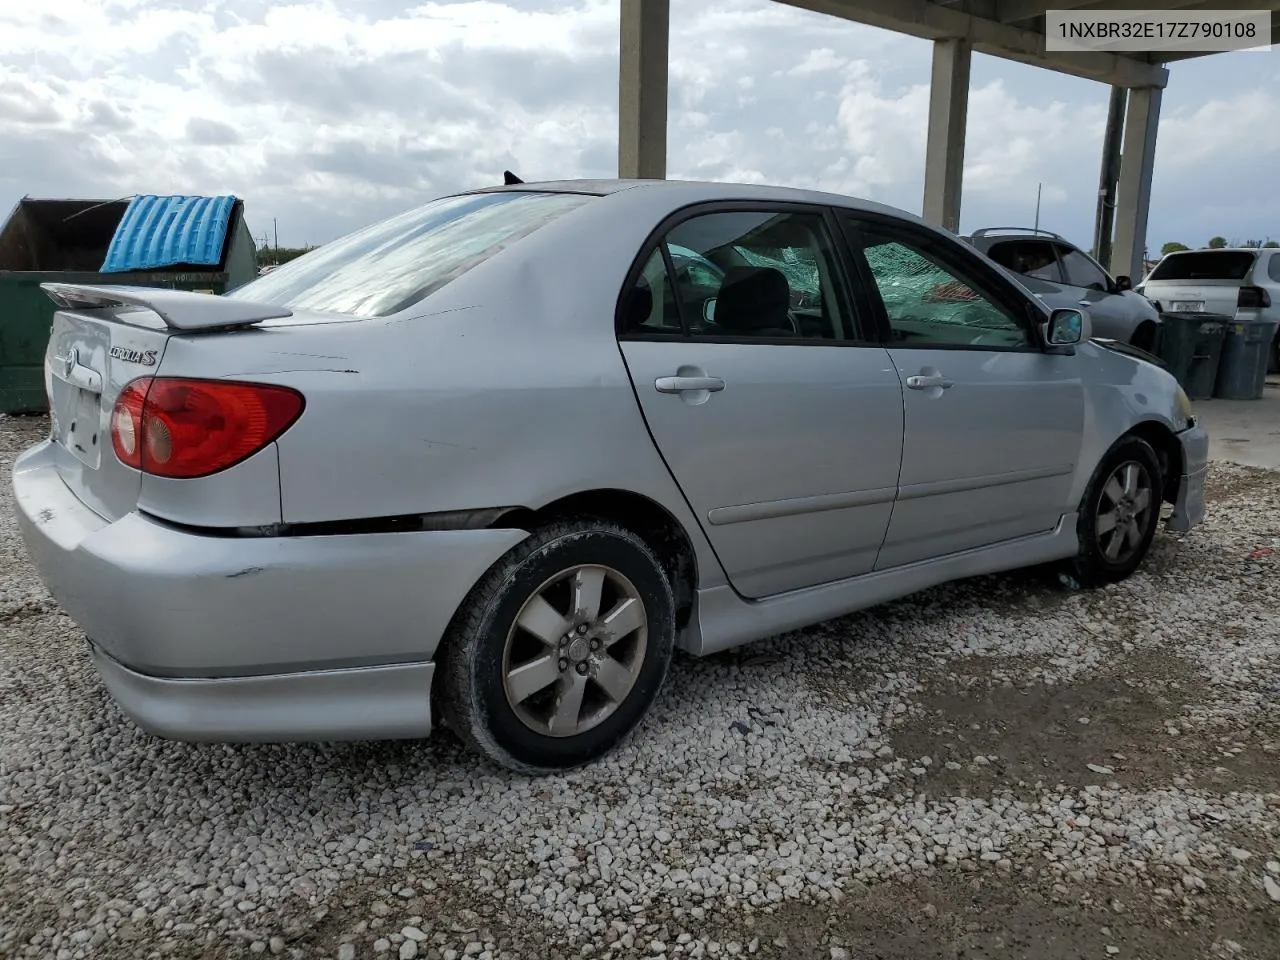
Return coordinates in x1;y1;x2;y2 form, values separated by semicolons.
1239;286;1271;309
109;378;304;479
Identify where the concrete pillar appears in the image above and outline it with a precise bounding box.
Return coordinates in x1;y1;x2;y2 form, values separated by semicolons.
1092;86;1126;267
922;38;971;234
618;0;669;180
1111;85;1162;283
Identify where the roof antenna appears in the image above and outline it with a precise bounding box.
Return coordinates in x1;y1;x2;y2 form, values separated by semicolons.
503;170;524;185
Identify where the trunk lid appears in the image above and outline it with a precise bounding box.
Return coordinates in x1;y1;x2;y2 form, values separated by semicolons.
45;307;172;521
38;283;295;522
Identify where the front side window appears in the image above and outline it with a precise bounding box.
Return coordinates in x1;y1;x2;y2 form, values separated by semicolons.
662;210;850;340
986;239;1063;282
1058;246;1110;290
856;230;1032;350
226;191;593;318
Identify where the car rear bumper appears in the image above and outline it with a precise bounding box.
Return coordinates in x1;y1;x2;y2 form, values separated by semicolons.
13;441;528;737
1166;421;1209;533
91;642;437;741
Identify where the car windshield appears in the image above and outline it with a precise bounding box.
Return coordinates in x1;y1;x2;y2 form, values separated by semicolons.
1148;250;1258;282
226;191;594;318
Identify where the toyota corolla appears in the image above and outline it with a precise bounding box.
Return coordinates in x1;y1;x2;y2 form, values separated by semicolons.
12;178;1207;773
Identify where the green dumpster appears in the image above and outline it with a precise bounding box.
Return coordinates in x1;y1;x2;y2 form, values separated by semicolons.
1154;311;1229;400
0;196;258;414
1214;318;1280;400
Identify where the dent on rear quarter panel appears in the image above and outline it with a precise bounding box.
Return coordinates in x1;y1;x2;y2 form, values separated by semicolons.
263;188;728;590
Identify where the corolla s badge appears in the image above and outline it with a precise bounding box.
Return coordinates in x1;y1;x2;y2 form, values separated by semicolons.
108;345;158;366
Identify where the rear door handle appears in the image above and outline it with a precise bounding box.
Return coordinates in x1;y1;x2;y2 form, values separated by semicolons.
655;376;726;394
905;375;953;390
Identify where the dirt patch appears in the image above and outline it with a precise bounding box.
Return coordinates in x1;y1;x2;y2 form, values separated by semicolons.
702;868;1280;960
889;652;1214;794
1204;464;1280;505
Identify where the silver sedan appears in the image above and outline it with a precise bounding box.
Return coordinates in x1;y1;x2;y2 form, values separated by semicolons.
12;178;1208;772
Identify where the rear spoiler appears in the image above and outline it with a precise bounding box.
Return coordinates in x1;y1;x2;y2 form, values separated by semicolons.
40;283;292;332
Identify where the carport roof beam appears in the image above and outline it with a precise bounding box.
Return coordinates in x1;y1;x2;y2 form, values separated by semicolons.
776;0;1171;88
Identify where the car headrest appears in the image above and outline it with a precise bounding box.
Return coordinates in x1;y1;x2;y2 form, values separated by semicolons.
715;266;790;332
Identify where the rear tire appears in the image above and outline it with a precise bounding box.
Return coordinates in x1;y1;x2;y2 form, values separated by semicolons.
437;519;675;774
1065;435;1164;588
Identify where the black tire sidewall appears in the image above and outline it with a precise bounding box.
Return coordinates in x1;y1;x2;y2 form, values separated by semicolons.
453;525;674;770
1073;436;1164;584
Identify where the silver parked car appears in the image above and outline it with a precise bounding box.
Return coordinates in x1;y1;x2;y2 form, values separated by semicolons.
12;179;1208;772
966;227;1162;351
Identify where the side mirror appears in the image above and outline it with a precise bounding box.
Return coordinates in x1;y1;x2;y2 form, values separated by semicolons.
1114;275;1133;292
1043;307;1087;348
702;297;717;323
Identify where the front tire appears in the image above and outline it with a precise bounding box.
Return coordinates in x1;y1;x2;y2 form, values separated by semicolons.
1066;435;1164;587
437;519;675;773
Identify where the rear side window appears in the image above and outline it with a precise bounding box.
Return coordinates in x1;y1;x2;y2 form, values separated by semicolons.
1148;250;1258;282
226;191;593;318
1270;253;1280;283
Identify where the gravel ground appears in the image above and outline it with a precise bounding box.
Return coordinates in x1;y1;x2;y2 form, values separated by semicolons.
2;412;1279;960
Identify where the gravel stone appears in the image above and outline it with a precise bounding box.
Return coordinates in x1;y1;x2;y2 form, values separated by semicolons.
1265;876;1280;903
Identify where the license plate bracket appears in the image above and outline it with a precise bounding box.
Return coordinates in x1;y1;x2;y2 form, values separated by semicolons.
59;387;104;469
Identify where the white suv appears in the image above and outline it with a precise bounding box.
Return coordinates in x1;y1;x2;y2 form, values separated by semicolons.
1137;247;1280;374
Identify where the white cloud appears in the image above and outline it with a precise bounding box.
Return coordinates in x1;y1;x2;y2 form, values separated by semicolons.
0;0;1276;252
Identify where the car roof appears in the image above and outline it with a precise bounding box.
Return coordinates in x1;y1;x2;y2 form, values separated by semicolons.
461;177;931;226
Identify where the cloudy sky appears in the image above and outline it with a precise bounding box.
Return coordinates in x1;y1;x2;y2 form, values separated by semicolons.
1;0;1277;257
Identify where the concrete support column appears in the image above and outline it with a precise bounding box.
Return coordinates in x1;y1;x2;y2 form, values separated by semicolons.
1092;86;1126;267
1111;85;1162;283
618;0;669;180
922;38;971;234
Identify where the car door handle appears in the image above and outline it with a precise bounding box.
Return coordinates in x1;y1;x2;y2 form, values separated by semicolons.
905;375;954;390
655;376;726;394
1077;299;1091;306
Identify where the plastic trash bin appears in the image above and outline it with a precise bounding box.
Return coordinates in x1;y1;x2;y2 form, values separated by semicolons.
1154;311;1229;400
1213;317;1280;400
0;196;258;414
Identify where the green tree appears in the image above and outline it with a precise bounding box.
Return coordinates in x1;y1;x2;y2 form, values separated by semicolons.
1264;240;1279;248
1207;236;1228;249
257;244;316;266
1161;241;1189;255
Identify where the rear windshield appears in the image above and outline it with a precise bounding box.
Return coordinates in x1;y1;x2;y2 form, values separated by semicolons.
1148;250;1257;282
226;191;594;318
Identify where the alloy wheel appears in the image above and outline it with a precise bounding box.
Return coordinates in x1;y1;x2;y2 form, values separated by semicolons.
501;564;649;738
1095;460;1154;565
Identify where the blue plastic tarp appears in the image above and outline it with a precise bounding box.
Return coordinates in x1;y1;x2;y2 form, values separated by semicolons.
100;194;237;273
